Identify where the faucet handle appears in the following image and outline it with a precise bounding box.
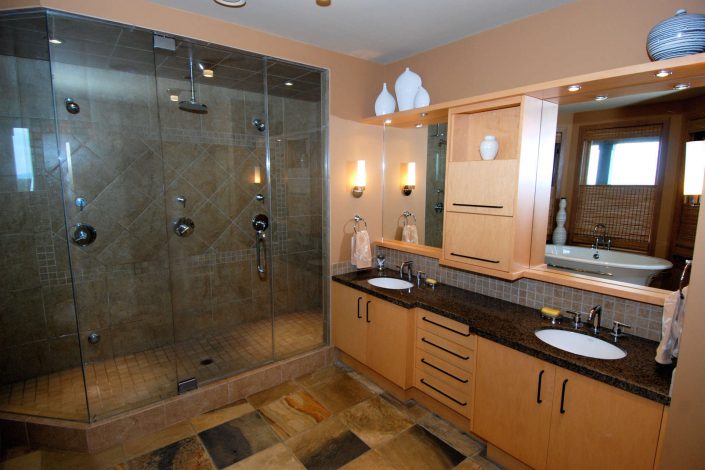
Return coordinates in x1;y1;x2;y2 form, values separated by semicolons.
610;320;631;340
416;271;427;287
564;310;584;328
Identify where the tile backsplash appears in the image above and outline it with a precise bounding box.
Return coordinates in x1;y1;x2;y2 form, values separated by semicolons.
333;247;665;342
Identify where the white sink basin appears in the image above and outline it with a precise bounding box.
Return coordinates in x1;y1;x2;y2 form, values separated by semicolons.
367;277;414;290
535;329;626;360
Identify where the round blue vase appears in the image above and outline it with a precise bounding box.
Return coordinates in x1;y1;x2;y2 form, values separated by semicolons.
647;9;705;61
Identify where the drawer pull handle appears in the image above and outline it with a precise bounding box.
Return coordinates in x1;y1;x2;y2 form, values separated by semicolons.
449;252;500;264
452;203;504;209
421;316;471;337
560;378;568;414
356;297;362;319
366;300;371;323
420;378;467;406
421;337;470;360
421;338;470;361
537;370;544;404
421;358;469;384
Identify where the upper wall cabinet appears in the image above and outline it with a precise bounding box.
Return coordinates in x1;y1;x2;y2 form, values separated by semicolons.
442;96;558;279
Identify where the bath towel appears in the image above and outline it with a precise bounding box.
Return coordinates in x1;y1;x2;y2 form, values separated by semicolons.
655;286;687;365
402;223;419;244
351;229;372;268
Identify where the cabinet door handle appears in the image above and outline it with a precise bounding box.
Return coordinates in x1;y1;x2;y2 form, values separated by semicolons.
537;370;544;404
421;337;470;360
366;300;371;323
356;297;362;319
452;203;504;209
421;316;471;337
560;378;568;414
421;358;468;384
450;252;500;264
420;378;467;406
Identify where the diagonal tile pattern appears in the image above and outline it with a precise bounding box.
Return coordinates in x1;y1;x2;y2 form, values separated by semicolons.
1;363;502;470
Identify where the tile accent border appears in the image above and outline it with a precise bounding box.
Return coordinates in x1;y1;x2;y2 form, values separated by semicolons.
0;346;334;454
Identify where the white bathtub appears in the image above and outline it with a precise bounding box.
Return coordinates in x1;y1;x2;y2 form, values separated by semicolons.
545;244;672;286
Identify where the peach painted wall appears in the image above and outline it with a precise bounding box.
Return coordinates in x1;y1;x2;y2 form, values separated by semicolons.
384;0;705;104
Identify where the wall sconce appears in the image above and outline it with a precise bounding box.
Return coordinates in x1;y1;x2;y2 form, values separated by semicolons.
352;160;366;198
401;162;416;196
684;141;705;206
253;165;261;184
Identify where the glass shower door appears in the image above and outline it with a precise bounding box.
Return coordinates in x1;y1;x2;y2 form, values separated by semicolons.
48;12;177;421
154;40;275;386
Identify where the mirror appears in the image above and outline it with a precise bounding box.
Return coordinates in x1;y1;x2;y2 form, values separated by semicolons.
535;85;705;291
381;122;447;248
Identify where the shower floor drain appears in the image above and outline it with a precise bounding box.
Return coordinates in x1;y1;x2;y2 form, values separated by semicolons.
200;358;214;366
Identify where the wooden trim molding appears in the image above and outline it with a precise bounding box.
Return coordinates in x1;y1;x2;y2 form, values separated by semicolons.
375;239;442;259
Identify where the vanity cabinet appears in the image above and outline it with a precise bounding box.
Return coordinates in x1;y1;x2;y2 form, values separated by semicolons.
474;338;664;470
442;96;557;279
331;283;413;388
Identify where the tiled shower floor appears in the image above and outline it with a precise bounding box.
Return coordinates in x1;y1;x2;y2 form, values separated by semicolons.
0;311;324;422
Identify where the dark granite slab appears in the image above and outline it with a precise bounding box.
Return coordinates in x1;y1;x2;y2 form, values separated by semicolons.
333;269;673;405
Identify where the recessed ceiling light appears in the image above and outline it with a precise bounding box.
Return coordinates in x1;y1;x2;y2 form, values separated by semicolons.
674;82;690;90
214;0;246;6
419;112;428;117
655;70;672;78
567;84;581;92
48;38;62;44
284;81;294;86
316;0;331;5
415;123;423;128
384;119;392;124
202;69;214;78
594;95;608;101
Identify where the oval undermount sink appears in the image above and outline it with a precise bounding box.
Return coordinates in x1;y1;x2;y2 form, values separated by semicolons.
367;277;414;290
535;329;626;360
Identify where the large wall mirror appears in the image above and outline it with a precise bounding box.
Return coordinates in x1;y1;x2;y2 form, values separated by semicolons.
381;122;447;249
533;85;705;292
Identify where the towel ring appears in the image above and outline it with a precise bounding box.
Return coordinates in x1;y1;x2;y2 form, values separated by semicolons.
401;211;417;226
353;215;368;233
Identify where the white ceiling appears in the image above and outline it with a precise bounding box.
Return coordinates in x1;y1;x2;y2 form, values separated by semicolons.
150;0;574;64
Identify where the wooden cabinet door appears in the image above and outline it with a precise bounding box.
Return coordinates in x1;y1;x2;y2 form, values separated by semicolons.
546;369;663;470
331;283;367;363
443;212;513;271
446;161;518;216
473;338;555;470
365;299;412;388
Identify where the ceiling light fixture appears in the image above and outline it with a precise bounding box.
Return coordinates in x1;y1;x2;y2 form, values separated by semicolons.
48;38;62;44
214;0;246;7
567;84;581;92
594;95;608;101
655;70;672;78
316;0;332;5
284;81;294;86
674;82;691;90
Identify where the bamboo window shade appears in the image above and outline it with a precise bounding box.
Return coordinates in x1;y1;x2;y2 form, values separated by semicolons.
570;123;664;253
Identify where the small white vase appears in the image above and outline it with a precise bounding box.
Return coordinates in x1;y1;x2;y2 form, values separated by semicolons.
479;135;499;160
552;198;568;245
414;85;430;108
374;83;396;116
395;67;422;111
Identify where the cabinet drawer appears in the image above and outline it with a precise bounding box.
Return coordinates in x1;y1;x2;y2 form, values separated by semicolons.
415;349;474;398
446;161;518;216
415;371;472;419
417;310;475;348
415;330;475;373
443;212;513;271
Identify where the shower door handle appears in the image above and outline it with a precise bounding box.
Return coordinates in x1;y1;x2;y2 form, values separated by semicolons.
256;231;266;274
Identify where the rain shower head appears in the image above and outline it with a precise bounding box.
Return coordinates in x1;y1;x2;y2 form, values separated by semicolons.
180;49;208;114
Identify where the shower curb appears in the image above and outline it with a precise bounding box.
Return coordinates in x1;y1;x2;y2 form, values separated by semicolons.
0;345;335;454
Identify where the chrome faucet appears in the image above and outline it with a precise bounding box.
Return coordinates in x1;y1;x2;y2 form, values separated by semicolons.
592;223;611;251
587;305;602;334
400;260;414;281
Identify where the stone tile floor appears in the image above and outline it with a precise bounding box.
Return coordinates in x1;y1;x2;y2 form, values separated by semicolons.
0;363;502;470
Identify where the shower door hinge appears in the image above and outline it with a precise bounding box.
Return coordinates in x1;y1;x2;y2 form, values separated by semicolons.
177;377;198;394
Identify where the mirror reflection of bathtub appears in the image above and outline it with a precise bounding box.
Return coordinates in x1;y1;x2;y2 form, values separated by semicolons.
545;244;673;286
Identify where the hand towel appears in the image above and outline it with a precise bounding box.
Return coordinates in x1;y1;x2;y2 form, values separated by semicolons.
351;229;372;268
655;286;687;364
402;224;419;244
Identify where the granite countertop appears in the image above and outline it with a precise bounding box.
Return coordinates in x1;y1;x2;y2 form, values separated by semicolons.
333;269;674;405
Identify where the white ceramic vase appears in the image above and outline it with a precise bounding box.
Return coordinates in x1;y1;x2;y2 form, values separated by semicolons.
395;67;422;111
374;83;396;116
552;198;568;245
414;85;430;108
479;135;499;160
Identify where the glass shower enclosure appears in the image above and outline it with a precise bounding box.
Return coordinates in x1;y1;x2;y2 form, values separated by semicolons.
0;9;328;422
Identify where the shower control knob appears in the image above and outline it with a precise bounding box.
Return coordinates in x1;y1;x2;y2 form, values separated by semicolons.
87;332;100;344
65;98;80;114
174;217;195;237
71;223;97;246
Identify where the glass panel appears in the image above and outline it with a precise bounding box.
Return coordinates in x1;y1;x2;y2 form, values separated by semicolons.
266;58;328;359
0;11;88;422
48;12;177;421
155;40;275;385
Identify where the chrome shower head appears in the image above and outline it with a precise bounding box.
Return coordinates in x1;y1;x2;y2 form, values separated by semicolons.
180;49;208;114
